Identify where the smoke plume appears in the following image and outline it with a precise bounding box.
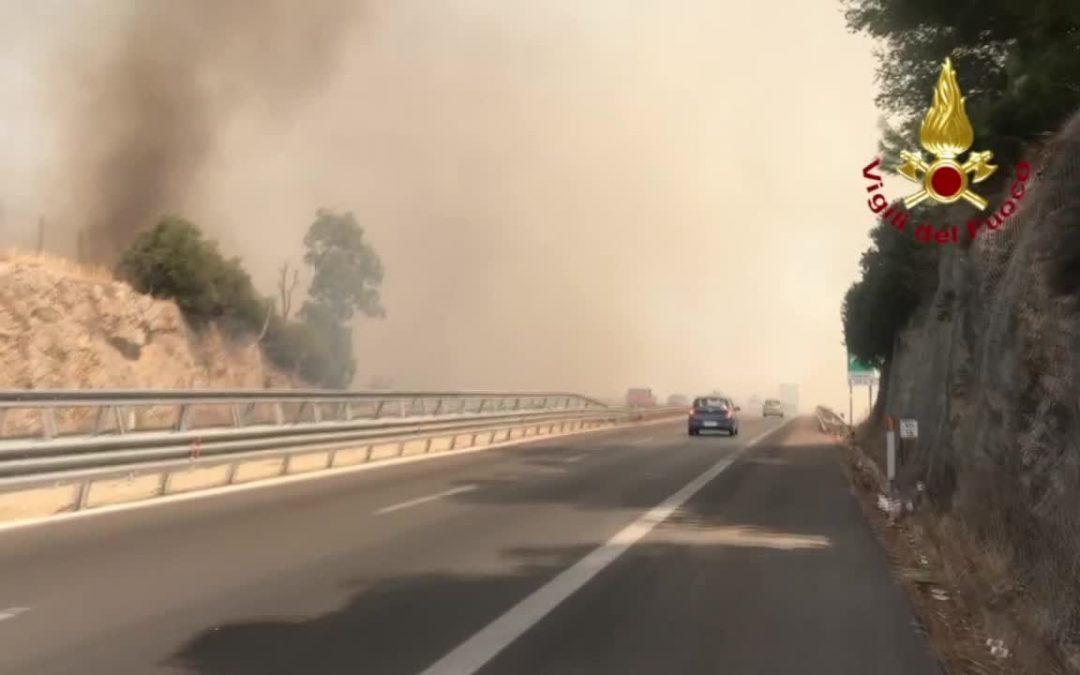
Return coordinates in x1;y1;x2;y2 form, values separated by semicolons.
0;1;886;410
56;0;360;262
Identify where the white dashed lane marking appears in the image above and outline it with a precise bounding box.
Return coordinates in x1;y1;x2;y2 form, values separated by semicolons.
0;607;30;622
374;485;478;515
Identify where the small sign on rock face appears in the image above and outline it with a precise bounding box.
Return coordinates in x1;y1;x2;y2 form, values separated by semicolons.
899;419;919;439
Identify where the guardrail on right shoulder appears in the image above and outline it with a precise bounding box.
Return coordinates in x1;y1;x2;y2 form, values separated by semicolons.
0;390;685;524
814;406;850;436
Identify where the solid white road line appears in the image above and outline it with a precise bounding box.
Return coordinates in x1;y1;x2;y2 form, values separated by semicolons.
418;418;793;675
561;454;587;463
0;607;30;622
374;485;478;515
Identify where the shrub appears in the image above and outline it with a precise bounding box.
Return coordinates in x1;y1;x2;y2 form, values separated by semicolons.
116;216;266;336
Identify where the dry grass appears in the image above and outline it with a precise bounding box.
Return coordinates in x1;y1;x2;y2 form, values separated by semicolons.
838;432;1065;674
0;248;115;283
950;474;1080;674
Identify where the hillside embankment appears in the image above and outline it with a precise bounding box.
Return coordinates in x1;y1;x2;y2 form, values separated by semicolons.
868;110;1080;672
0;251;293;393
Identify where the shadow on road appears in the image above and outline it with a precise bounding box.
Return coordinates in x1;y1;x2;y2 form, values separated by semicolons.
165;421;939;675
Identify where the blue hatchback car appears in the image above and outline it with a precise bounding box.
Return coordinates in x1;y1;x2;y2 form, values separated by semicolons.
688;396;740;436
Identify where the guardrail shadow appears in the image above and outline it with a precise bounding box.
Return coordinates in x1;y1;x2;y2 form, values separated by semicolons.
163;418;936;675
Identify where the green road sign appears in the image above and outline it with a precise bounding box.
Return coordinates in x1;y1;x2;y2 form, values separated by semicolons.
847;354;875;375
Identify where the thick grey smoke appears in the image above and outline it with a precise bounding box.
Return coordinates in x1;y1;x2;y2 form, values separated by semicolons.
3;1;885;410
55;0;360;262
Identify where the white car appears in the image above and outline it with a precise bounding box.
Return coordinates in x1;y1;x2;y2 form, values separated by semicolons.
763;399;784;417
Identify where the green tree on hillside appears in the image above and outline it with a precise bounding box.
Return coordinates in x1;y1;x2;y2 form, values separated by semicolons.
116;211;385;389
295;209;385;388
842;218;939;368
302;209;385;323
116;216;265;335
845;0;1080;166
840;0;1080;391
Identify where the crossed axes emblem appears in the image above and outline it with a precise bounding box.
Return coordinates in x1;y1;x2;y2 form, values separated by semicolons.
897;149;996;210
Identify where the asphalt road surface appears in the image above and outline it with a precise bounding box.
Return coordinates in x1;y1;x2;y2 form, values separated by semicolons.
0;415;942;674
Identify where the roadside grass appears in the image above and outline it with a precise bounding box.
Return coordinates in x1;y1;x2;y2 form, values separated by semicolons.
836;429;1064;675
0;248;114;282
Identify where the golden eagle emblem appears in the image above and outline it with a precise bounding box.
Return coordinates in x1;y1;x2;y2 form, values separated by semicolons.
897;58;996;210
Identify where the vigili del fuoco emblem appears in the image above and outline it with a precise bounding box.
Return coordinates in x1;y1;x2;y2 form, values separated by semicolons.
897;58;997;210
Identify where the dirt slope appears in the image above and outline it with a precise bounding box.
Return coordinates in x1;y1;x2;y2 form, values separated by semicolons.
0;251;291;391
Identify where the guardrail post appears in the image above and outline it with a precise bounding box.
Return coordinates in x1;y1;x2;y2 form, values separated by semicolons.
374;400;385;419
342;402;353;422
312;404;322;424
92;406;107;434
399;400;407;418
114;407;127;435
296;402;309;424
231;404;242;428
433;398;444;416
175;405;192;432
273;402;284;425
478;398;487;413
75;480;92;511
39;408;58;440
458;398;468;414
513;397;521;411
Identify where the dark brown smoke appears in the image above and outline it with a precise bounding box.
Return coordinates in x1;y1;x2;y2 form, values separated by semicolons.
59;0;361;263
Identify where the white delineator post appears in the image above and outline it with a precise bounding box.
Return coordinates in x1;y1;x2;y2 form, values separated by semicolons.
886;417;896;486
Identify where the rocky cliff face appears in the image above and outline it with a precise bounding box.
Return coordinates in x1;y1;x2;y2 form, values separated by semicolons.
0;251;291;391
880;112;1080;657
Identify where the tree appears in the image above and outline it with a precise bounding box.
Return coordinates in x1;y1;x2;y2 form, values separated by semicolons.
842;217;940;367
844;0;1080;167
302;209;385;323
296;302;357;388
116;216;265;336
277;262;300;321
838;0;1080;375
277;209;388;389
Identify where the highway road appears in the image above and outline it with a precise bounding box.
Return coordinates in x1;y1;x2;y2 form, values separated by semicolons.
0;415;941;674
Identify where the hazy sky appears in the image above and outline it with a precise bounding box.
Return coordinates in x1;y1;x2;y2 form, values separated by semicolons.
0;1;884;415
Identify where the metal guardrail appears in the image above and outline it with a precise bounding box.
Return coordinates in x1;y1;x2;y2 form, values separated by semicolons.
0;390;685;507
815;406;849;435
0;390;606;441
